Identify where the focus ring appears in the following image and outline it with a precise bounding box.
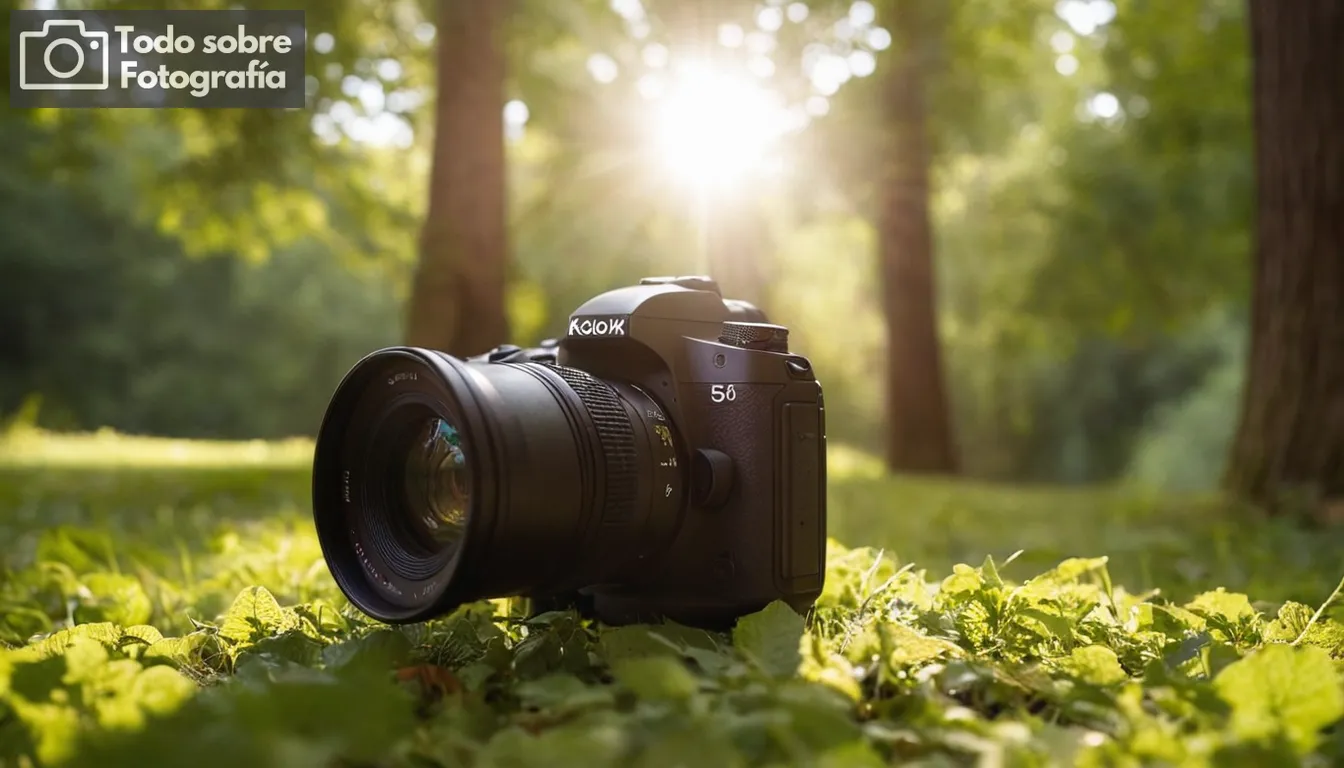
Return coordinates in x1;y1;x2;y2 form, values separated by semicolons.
547;365;638;524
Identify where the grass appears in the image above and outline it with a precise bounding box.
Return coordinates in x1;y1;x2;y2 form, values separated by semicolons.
2;429;1344;766
831;474;1344;609
0;427;313;468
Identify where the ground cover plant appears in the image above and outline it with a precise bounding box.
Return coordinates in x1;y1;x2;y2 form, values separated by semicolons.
2;431;1344;766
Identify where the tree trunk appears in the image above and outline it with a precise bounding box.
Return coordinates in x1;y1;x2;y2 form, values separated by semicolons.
1225;0;1344;514
877;0;959;475
405;0;510;356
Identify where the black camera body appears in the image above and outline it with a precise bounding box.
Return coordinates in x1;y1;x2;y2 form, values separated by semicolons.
312;276;826;630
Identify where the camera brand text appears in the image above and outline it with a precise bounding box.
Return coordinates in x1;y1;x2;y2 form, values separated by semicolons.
567;316;629;337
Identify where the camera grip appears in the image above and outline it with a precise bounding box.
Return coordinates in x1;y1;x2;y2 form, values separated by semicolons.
682;378;825;607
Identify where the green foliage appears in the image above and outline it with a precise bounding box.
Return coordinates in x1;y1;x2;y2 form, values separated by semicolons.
1127;310;1247;491
1;436;1344;765
732;601;806;678
1214;644;1343;754
12;551;1344;767
16;0;426;265
0;113;403;438
828;473;1344;611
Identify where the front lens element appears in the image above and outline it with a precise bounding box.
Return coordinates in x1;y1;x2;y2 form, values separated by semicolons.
362;404;468;585
402;416;471;551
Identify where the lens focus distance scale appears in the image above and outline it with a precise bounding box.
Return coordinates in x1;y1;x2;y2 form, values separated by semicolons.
546;365;639;523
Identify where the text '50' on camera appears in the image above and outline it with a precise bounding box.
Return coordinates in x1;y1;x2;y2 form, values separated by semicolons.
311;275;826;630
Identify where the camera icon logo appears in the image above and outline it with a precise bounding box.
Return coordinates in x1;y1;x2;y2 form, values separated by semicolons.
18;19;110;91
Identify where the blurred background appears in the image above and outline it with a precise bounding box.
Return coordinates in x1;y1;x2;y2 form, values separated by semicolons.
1;0;1253;493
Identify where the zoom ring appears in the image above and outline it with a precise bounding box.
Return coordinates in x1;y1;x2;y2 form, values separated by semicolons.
547;365;638;523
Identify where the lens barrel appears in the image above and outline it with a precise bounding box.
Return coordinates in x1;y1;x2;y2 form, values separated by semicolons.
312;347;680;623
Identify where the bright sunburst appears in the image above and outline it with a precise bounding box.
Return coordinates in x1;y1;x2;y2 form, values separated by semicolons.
647;62;796;192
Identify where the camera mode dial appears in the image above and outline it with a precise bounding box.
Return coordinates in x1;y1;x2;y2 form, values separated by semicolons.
718;322;789;354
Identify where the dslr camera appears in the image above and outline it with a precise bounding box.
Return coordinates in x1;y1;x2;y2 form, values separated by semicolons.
312;276;826;629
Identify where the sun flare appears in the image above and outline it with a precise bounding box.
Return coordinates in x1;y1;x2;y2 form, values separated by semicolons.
648;64;796;191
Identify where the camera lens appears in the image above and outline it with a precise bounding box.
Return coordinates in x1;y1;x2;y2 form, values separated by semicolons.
356;408;472;585
312;347;682;623
399;416;470;553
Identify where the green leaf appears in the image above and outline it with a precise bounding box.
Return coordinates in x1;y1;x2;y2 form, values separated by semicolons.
598;626;683;663
1263;602;1344;656
292;600;349;641
611;656;699;702
121;625;164;646
128;665;197;717
117;625;165;660
1018;604;1079;651
817;741;888;768
321;629;412;673
17;622;123;660
512;628;564;680
34;527;116;573
516;673;616;713
218;586;296;646
980;554;1004;589
940;563;985;598
1145;604;1207;637
456;661;497;691
236;630;325;668
74;573;152;627
53;635;109;681
774;680;863;750
481;722;628;768
884;622;965;667
1264;602;1314;643
1214;643;1344;753
681;645;745;677
144;632;228;674
0;606;52;646
421;612;487;669
732;601;805;678
1163;631;1213;669
647;622;723;653
1186;588;1261;644
1059;645;1128;686
1187;589;1257;622
1030;557;1110;586
7;653;70;701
